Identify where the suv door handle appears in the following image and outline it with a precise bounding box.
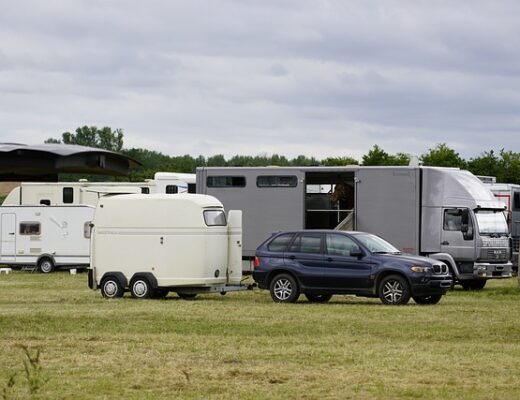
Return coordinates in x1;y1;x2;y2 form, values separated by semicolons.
441;241;449;245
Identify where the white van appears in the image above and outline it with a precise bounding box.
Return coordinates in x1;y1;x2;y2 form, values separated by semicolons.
0;205;94;272
88;194;246;298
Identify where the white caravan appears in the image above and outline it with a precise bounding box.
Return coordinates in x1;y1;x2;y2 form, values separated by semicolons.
0;205;95;272
2;172;196;207
88;194;247;298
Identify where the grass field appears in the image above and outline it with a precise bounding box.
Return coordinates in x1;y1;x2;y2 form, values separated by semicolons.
0;271;519;399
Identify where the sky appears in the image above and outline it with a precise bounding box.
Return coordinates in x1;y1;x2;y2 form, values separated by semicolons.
1;0;519;161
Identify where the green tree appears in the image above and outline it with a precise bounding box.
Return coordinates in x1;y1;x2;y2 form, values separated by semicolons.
361;145;410;166
45;126;124;152
322;156;359;166
420;143;466;168
467;150;500;179
498;150;520;184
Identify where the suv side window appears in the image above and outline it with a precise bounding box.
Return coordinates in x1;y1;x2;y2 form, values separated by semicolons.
288;233;322;254
268;233;295;252
326;234;360;256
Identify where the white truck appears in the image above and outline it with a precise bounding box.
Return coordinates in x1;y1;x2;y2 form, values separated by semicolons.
197;166;513;289
2;172;196;207
0;205;94;272
87;193;249;298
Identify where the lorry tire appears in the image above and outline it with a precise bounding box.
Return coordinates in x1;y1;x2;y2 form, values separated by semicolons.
269;273;300;303
38;258;55;274
100;276;124;298
305;293;332;303
461;280;487;290
413;294;443;305
130;277;154;299
378;275;411;305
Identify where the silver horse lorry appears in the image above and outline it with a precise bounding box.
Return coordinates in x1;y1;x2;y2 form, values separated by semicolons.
197;166;513;289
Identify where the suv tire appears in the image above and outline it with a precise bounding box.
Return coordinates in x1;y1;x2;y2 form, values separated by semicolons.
378;274;411;305
269;273;300;303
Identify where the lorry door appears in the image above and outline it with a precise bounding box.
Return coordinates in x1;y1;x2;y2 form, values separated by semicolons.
321;233;373;289
1;213;16;261
283;232;327;288
440;208;476;263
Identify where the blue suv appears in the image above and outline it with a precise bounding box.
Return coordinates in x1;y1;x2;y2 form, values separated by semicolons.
253;230;452;305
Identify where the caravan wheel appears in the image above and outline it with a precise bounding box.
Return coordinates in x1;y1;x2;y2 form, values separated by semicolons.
130;277;154;299
38;258;55;274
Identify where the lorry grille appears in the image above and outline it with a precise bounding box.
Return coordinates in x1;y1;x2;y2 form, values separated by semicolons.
486;249;507;260
432;264;449;275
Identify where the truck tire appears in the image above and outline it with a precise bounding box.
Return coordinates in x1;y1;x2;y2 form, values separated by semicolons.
130;276;154;299
378;275;411;305
269;273;300;303
100;276;124;298
38;258;55;274
413;294;443;305
461;280;487;291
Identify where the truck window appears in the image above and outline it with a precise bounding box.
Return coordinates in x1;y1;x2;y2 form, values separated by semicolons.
165;185;178;194
206;176;246;188
203;210;227;226
288;233;322;254
63;187;74;204
268;233;295;252
20;222;41;235
188;183;196;193
514;192;520;211
443;209;462;231
257;176;298;188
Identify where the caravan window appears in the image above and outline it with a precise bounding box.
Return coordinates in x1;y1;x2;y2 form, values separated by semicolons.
63;187;74;204
203;210;227;226
40;199;51;206
257;175;298;188
206;176;246;188
20;222;41;236
166;185;179;194
141;187;150;194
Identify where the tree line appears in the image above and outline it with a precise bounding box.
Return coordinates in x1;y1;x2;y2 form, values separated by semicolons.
46;126;520;184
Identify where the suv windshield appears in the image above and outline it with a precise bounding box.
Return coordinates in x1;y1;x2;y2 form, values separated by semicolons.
474;209;508;235
353;233;401;254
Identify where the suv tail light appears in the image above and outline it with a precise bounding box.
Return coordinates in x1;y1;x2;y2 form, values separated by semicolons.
254;256;260;269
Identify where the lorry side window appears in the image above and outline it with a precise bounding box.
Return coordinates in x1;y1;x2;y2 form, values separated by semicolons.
514;192;520;211
257;176;298;188
288;233;322;254
165;185;178;194
203;210;227;226
268;233;295;252
188;183;196;193
20;222;41;235
207;176;246;188
443;209;462;231
63;187;73;204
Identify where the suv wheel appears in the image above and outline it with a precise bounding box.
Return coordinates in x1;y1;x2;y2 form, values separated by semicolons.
378;275;411;305
269;274;300;303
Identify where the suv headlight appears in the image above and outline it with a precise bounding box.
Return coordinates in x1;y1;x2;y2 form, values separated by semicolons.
410;265;430;273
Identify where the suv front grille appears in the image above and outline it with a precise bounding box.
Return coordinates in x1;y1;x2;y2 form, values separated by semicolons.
432;264;449;275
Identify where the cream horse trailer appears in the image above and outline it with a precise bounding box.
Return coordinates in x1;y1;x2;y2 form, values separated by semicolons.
88;194;246;298
0;205;95;272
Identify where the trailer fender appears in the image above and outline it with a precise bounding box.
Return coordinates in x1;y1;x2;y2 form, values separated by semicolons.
129;272;158;289
100;272;128;290
427;253;460;278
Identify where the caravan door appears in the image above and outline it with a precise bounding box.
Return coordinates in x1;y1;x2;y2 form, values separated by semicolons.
1;213;16;261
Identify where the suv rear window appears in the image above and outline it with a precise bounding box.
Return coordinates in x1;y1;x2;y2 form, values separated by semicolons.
288;233;322;254
267;233;294;252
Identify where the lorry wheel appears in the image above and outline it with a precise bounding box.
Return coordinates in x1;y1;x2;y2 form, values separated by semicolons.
177;293;197;299
413;294;443;305
378;275;411;305
130;277;154;299
100;276;124;298
38;258;55;274
461;280;487;290
269;273;300;303
305;293;332;303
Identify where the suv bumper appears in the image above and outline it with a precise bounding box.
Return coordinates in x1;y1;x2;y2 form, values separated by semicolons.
411;278;452;296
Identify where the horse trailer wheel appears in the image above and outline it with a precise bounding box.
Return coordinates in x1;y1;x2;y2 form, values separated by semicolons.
100;277;124;298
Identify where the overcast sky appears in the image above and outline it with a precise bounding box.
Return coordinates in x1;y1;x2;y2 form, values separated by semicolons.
1;0;519;160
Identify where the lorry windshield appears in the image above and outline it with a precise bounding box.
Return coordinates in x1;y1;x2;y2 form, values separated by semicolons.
353;233;401;254
474;210;508;235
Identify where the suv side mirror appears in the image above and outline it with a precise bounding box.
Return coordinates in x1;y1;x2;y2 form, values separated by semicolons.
350;249;364;258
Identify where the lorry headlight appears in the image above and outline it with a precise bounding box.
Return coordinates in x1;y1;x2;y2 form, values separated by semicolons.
410;266;429;273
